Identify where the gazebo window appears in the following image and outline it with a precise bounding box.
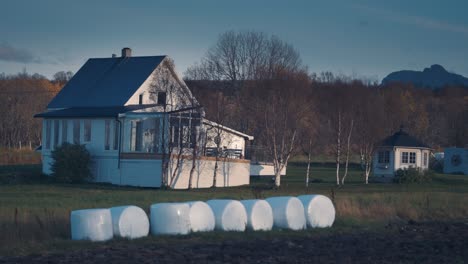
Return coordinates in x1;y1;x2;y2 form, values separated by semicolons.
401;151;416;164
401;152;409;164
378;151;389;163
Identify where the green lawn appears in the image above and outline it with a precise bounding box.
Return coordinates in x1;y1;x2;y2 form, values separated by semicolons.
1;163;467;256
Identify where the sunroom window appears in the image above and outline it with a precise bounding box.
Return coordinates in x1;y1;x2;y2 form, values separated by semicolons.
130;118;161;153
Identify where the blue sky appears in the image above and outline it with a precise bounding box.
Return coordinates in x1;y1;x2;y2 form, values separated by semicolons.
1;0;467;81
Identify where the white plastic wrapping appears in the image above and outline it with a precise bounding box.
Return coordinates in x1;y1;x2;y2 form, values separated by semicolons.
297;194;336;228
70;208;113;241
150;203;191;235
240;199;273;231
265;196;306;230
206;199;247;231
186;201;216;232
109;205;150;239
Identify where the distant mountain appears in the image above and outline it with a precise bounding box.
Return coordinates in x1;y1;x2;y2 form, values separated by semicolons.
381;64;468;89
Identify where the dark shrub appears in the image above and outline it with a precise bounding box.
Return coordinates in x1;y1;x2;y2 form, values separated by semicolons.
394;167;432;184
51;143;92;183
429;157;444;173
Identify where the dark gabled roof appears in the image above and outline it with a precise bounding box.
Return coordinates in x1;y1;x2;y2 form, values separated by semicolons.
34;104;160;118
47;56;166;108
378;129;430;149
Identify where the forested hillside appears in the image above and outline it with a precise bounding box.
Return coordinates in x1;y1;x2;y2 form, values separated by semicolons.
0;72;64;148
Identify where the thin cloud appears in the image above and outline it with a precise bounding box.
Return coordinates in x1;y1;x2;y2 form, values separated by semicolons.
407;15;468;35
353;4;468;35
0;42;42;63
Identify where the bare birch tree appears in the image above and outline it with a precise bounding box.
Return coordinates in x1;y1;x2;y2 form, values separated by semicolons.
341;119;354;185
149;58;196;188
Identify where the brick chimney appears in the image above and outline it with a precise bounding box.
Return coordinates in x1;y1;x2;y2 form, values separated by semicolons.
121;47;132;58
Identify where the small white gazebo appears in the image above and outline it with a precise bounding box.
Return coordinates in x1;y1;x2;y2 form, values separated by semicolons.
373;127;431;181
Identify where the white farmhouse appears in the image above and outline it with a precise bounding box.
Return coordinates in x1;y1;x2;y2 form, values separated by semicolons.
373;128;431;181
35;48;253;189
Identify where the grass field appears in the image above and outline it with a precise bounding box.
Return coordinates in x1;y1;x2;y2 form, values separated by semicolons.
1;163;467;256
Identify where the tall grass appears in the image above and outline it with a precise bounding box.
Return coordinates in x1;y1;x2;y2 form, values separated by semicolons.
0;149;41;165
1;163;467;256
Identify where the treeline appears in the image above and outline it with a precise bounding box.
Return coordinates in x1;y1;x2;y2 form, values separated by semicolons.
188;78;467;154
0;71;67;148
184;30;467;166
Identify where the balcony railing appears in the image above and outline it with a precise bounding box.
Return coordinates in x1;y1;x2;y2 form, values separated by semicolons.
204;147;243;159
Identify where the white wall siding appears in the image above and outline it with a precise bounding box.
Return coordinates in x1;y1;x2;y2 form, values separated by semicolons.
394;147;430;170
125;58;192;110
41;118;120;176
120;160;162;187
204;128;246;156
168;158;250;189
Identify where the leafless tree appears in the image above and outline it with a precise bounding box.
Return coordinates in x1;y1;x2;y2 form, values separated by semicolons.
341;119;354;185
149;58;195;188
261;70;311;187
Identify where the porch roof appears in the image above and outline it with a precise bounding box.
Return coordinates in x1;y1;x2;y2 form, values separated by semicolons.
34;104;161;118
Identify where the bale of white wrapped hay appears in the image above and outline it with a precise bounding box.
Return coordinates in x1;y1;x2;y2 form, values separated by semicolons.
109;205;149;239
150;203;191;235
265;196;306;230
240;199;273;231
186;201;215;232
206;199;247;231
70;208;113;241
297;194;335;228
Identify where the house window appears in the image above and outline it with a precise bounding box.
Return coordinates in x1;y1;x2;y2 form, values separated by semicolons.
182;126;190;144
129;118;160;152
62;120;68;143
45;120;51;149
401;152;409;164
423;152;428;166
53;120;60;148
169;114;198;148
139;93;144;105
130;120;143;151
409;152;416;164
105;120;110;150
73;120;80;144
378;151;390;163
84;120;92;142
152;119;160;152
157;92;166;105
171;125;180;147
113;120;119;150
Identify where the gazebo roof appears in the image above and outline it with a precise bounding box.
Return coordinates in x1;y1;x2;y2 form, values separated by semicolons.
378;128;430;149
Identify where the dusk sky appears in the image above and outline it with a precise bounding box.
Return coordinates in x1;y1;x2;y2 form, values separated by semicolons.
1;0;467;81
